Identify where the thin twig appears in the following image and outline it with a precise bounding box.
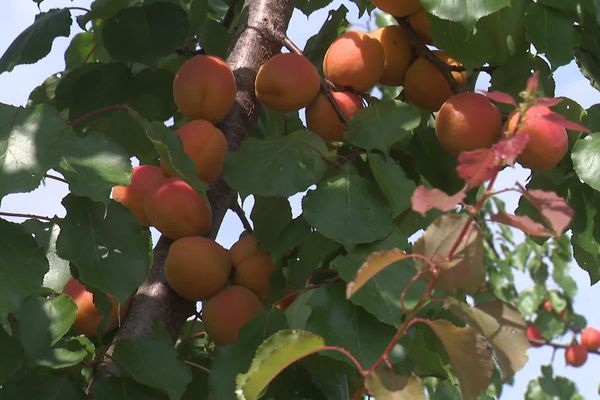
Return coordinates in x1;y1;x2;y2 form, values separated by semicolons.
0;211;53;222
184;360;211;374
230;199;253;233
68;105;129;126
66;7;91;13
44;173;68;184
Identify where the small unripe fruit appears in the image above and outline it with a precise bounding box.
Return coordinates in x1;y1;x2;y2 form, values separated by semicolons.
543;300;553;312
581;327;600;351
172;55;236;122
306;91;363;142
230;234;263;266
323;30;385;92
255;53;321;113
160;120;228;184
233;253;276;300
372;0;422;16
409;8;433;44
404;51;467;111
112;165;167;226
202;285;263;345
144;178;212;239
369;26;413;86
435;92;502;155
165;237;231;300
526;325;545;347
565;343;588;367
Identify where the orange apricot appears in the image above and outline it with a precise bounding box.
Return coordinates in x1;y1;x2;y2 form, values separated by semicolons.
230;234;264;266
409;8;433;44
160;120;228;184
565;342;588;367
403;51;467;111
435;92;502;155
165;236;231;300
505;106;568;171
172;55;237;122
144;177;212;239
373;0;422;16
202;285;263;345
255;53;321;113
323;30;385;92
233;253;276;300
111;165;167;226
306;91;363;142
369;25;413;86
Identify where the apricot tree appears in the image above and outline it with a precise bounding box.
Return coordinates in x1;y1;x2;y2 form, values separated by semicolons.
1;0;600;399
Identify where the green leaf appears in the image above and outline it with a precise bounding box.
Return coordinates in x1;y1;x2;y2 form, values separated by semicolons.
570;188;600;284
77;0;138;28
0;9;71;73
112;337;192;400
345;101;420;154
365;369;425;400
572;134;600;192
14;295;76;358
302;173;393;251
0;370;85;399
129;69;177;121
102;2;190;65
250;197;292;252
421;0;510;30
525;365;583;400
490;53;555;100
57;133;131;203
236;330;325;400
286;232;340;289
0;104;70;199
0;326;24;384
0;219;48;315
224;130;328;197
36;336;95;369
197;19;233;59
304;6;349;68
64;31;107;69
56;195;152;302
369;153;416;217
92;376;169;400
575;13;600;92
295;0;331;16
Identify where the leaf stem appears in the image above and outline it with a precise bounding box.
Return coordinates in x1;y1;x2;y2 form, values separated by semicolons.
67;105;129;126
44;173;68;184
0;211;53;222
184;360;211;374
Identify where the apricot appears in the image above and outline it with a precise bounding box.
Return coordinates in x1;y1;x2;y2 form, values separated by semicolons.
403;51;467;111
435;92;502;155
160;120;228;184
202;285;263;345
306;91;363;142
565;342;588;367
172;55;237;122
369;25;413;86
526;325;545;347
233;253;276;300
165;236;231;300
144;177;212;239
505;106;568;171
112;165;167;226
255;53;321;113
230;233;265;266
581;327;600;351
63;278;126;337
372;0;422;16
409;8;433;44
323;30;385;92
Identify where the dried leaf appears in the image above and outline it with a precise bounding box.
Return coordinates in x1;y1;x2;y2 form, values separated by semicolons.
521;189;574;236
526;71;540;95
480;90;517;106
411;186;466;216
533;97;563;108
346;248;409;299
490;212;553;237
365;368;425;400
541;111;591;133
492;134;529;165
457;148;499;188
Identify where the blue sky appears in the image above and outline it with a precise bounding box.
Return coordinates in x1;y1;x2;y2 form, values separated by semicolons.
1;1;600;398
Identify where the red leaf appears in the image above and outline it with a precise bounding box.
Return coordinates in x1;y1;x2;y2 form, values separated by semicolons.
490;213;553;237
457;148;500;188
411;186;466;216
520;189;574;236
480;90;517;106
526;72;540;95
492;134;529;165
541;112;591;133
534;97;563;107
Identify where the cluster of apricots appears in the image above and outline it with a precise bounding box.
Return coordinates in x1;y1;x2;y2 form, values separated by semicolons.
527;324;600;367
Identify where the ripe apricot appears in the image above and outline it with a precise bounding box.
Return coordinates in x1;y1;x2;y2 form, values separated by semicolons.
373;0;422;16
112;165;167;226
230;234;264;266
172;55;236;122
526;325;545;347
323;30;385;92
403;51;467;111
202;285;263;345
409;8;433;44
160;120;228;184
565;342;588;367
505;106;568;171
165;236;231;300
306;91;363;142
233;253;276;300
144;178;212;239
435;92;502;155
255;53;321;113
581;327;600;351
369;25;413;86
63;278;126;337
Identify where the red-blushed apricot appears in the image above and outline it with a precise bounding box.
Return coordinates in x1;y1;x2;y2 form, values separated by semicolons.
306;91;363;142
165;236;231;300
505;106;568;171
255;53;321;113
369;26;413;86
63;278;127;337
526;325;545;347
373;0;422;16
409;8;433;44
144;178;212;239
172;55;236;122
202;285;263;345
160;120;228;184
565;342;588;367
435;92;502;155
112;165;167;226
233;253;276;300
403;51;467;111
230;233;265;266
581;327;600;351
323;30;385;92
